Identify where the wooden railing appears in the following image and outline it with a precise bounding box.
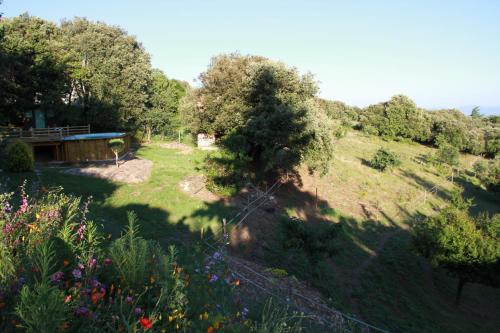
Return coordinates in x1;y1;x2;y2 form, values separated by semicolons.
0;125;91;140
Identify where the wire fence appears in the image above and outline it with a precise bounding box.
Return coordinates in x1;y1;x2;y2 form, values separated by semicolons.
199;179;390;333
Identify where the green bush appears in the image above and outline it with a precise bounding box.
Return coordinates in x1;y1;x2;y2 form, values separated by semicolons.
5;139;34;172
369;148;402;171
435;143;459;166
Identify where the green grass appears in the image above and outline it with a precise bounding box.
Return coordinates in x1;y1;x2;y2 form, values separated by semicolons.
2;132;498;332
3;145;233;245
270;131;499;332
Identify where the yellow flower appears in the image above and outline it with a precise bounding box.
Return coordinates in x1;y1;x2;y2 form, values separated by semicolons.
150;276;156;284
168;315;174;322
36;213;40;219
201;312;209;320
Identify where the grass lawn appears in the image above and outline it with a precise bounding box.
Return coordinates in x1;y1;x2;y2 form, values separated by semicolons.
3;145;233;246
1;132;499;332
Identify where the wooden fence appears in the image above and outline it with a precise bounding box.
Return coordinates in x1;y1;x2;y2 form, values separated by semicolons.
0;125;91;141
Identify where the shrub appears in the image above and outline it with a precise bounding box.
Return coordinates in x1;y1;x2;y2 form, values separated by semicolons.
107;138;125;167
369;148;402;171
5;139;34;172
15;242;69;333
435;143;459;166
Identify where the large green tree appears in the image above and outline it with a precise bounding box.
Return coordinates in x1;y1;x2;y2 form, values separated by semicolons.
413;193;500;305
0;14;69;126
193;54;335;190
141;69;187;142
360;95;432;141
60;18;152;130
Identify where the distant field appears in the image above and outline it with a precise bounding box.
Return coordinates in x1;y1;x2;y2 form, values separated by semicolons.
2;131;498;332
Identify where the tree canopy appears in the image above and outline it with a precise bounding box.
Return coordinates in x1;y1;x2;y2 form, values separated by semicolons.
413;192;500;304
189;54;335;190
0;14;186;135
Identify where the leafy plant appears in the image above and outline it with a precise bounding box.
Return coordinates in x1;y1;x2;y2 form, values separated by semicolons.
250;299;304;333
369;148;401;171
413;193;500;305
5;139;34;172
15;242;69;333
108;138;125;167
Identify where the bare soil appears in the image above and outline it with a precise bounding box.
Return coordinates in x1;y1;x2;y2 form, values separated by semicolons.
63;158;153;183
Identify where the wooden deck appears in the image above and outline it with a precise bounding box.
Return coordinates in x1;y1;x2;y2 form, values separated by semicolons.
0;125;91;142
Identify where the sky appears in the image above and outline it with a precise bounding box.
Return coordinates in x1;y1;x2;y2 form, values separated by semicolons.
2;0;500;114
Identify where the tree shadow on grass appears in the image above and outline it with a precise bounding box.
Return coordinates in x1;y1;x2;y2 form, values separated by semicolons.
188;177;500;332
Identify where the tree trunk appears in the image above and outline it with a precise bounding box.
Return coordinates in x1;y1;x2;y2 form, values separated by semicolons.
455;278;465;305
115;152;119;168
146;126;152;143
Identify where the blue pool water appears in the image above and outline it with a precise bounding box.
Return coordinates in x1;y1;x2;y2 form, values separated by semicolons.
63;132;126;141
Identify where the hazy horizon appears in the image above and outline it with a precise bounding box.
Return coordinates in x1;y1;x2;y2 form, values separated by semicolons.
2;0;499;115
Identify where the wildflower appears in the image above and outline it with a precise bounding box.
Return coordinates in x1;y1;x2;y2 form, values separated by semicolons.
233;278;241;286
88;258;97;269
134;307;143;315
125;296;133;304
35;213;40;219
63;260;70;267
207;326;214;333
209;274;218;283
64;295;72;303
200;312;209;320
139;317;153;330
77;263;85;270
150;275;156;284
212;251;222;261
76;306;90;317
104;258;112;266
72;269;82;279
51;271;64;283
168;315;174;322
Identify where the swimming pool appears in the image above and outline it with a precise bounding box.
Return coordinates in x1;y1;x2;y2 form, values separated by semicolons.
63;132;126;141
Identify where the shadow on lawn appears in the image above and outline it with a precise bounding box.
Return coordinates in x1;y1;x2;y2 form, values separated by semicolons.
188;176;500;332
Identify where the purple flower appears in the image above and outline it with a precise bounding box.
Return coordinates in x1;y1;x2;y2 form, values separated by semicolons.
134;307;143;315
77;263;85;270
209;274;219;283
212;251;223;261
76;306;90;317
72;269;82;279
51;271;64;283
125;296;133;304
90;279;102;289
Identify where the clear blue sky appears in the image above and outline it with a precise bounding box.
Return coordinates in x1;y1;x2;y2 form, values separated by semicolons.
2;0;500;114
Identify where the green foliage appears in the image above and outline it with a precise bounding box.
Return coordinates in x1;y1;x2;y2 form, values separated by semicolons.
141;69;187;141
0;239;17;285
5;139;34;172
15;242;69;333
473;158;500;191
108;138;125;167
194;54;334;187
0;14;68;125
108;138;125;153
470;106;482;118
413;193;500;304
360;95;432;142
369;148;401;171
250;299;303;333
109;212;152;290
435;143;459;166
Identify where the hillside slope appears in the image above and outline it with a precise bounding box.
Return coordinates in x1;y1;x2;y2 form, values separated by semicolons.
232;130;499;332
